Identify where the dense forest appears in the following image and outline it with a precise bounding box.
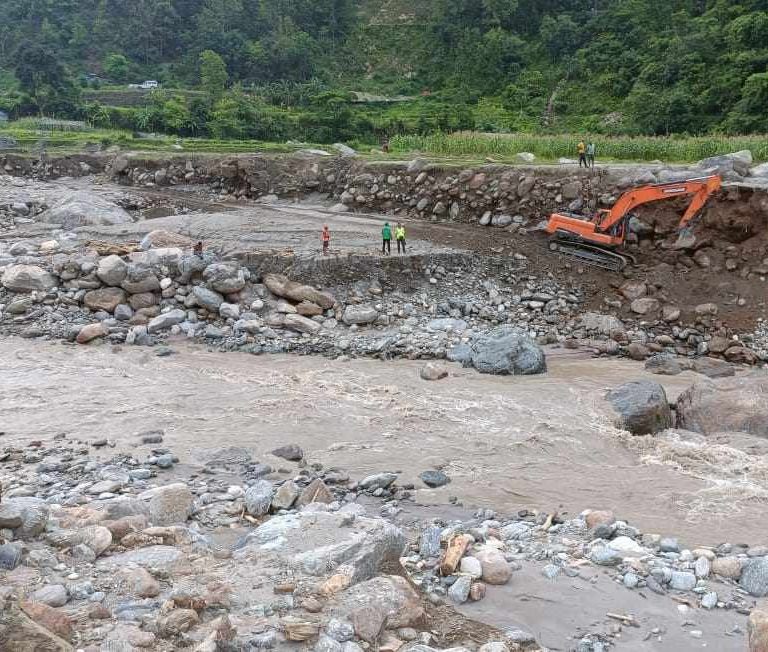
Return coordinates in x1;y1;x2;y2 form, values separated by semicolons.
2;0;768;142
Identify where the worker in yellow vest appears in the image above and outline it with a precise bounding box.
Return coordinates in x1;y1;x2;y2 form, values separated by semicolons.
395;222;406;254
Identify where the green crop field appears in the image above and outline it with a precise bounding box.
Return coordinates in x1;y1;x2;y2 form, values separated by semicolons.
390;132;768;163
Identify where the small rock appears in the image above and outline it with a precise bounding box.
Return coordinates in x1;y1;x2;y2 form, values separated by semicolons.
448;575;472;604
30;584;68;608
245;480;274;517
419;470;450;488
420;363;448;381
271;445;304;461
670;571;697;591
359;473;397;490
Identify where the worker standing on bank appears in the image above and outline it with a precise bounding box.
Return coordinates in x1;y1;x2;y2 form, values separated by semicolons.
381;222;392;256
578;139;587;168
395;222;406;254
587;141;596;168
321;225;330;255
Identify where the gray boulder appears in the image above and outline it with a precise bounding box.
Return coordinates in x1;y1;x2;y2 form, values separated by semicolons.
146;483;193;526
121;264;160;294
740;557;768;596
677;372;768;437
147;309;186;334
645;353;683;376
691;357;735;379
97;255;128;286
343;305;378;326
38;191;132;229
264;274;336;309
193;286;225;312
469;326;547;375
203;263;246;294
698;150;752;177
237;511;406;583
606;381;672;435
580;312;624;336
4;498;49;539
284;313;321;334
244;480;274;517
1;265;57;292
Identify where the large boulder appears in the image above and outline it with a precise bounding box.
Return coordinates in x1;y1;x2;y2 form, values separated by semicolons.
742;558;768;597
147;309;186;334
749;602;768;652
192;286;224;312
284;313;321;334
0;601;74;651
698;150;752;177
236;511;405;583
140;230;194;251
606;380;672;435
2;498;49;539
580;312;624;336
342;305;378;326
469;326;546;375
677;373;768;437
327;576;424;643
1;265;57;292
38;191;132;229
645;353;683;376
203;263;246;294
264;274;336;309
144;483;193;526
96;255;128;286
84;287;126;312
121;264;160;294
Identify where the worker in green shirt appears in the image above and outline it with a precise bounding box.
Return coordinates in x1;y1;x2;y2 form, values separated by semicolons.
382;222;392;255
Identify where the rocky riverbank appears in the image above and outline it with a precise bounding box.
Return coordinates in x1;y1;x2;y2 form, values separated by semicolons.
0;175;765;367
3;422;768;652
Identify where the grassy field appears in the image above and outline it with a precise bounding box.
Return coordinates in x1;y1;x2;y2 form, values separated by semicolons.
82;88;206;108
0;122;317;155
390;132;768;163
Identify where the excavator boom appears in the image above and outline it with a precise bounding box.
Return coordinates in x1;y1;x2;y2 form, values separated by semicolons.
545;175;721;271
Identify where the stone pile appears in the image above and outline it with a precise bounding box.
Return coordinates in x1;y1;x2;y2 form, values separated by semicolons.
0;435;524;652
0;239;577;364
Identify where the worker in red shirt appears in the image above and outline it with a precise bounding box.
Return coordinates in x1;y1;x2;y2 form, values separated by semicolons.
322;225;330;255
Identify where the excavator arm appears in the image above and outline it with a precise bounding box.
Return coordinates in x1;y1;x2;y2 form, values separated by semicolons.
596;175;722;232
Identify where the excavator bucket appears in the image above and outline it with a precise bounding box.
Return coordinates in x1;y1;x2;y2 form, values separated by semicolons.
674;226;697;250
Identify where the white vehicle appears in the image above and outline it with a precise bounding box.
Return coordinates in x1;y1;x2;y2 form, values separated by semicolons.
139;80;159;90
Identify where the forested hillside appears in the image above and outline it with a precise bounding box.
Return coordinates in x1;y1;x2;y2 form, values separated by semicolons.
2;0;768;141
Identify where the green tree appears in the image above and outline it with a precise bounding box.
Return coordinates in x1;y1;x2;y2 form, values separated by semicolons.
13;40;80;115
199;49;228;99
103;53;131;83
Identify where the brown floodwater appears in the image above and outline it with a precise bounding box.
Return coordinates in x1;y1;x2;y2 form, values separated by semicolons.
0;338;764;546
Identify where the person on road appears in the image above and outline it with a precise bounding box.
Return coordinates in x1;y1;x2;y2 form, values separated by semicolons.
322;225;330;255
587;141;596;168
578;140;587;168
382;222;392;255
395;222;406;254
193;241;203;256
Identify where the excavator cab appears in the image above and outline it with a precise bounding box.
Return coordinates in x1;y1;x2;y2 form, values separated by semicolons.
545;175;721;271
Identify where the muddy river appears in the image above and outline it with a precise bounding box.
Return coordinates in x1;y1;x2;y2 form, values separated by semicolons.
1;338;764;547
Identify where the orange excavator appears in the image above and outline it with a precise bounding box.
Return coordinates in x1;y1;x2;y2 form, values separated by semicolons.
545;175;722;271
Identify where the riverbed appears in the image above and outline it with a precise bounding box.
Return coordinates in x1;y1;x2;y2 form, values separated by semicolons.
1;338;763;546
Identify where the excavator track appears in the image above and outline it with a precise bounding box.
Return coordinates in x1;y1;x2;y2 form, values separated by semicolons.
548;237;631;272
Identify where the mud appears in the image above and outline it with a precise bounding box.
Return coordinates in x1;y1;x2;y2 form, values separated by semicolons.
1;338;764;547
